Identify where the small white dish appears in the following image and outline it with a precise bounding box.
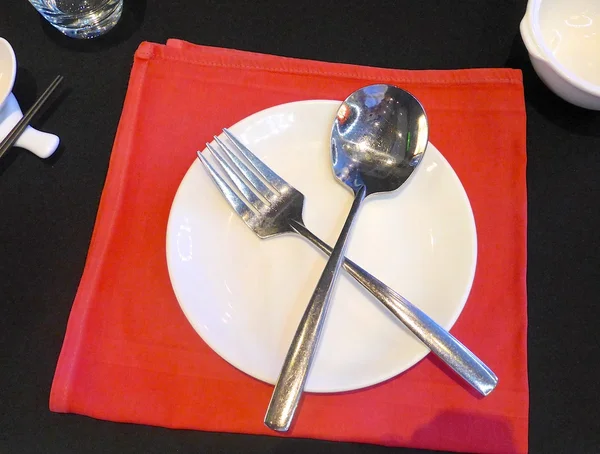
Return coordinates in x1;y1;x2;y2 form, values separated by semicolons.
165;100;477;393
0;37;59;158
521;0;600;109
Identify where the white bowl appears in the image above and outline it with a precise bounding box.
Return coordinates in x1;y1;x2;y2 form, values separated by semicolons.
0;37;17;111
0;37;59;158
520;0;600;110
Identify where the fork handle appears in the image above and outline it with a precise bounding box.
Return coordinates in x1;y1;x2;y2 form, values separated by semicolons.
264;187;367;432
290;220;498;397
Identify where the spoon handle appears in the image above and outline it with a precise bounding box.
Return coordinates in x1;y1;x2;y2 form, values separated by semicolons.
264;186;367;432
291;221;498;396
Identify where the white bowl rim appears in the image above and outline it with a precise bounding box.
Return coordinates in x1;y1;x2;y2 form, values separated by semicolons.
0;37;17;107
526;0;600;97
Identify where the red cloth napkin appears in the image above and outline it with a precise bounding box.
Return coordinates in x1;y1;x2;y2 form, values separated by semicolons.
50;40;529;454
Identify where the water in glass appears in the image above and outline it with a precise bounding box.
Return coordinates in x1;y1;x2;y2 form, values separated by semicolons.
28;0;123;39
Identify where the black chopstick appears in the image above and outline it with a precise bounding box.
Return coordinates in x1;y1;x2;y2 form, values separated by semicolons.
0;75;64;160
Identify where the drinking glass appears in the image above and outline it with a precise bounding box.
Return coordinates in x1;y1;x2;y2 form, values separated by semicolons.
28;0;123;39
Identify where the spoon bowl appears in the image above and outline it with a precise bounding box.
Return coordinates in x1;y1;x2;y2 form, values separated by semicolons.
331;84;428;195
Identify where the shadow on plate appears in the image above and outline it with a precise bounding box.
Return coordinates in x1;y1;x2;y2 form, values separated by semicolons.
40;0;147;52
505;32;600;138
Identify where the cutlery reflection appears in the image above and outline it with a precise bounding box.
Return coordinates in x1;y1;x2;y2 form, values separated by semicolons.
196;129;498;406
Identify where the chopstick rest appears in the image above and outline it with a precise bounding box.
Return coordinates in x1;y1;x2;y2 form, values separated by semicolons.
0;75;64;160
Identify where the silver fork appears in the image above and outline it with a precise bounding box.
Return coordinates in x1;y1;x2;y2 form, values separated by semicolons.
197;129;498;401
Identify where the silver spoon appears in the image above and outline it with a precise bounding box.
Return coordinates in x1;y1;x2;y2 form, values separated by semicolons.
265;84;429;432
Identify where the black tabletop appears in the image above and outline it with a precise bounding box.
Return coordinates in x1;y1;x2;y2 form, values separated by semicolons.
1;1;599;453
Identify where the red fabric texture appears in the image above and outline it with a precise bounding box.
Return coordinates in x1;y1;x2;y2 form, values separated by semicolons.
49;40;529;454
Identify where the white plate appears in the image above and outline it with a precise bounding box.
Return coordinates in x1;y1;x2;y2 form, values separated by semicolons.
166;100;477;393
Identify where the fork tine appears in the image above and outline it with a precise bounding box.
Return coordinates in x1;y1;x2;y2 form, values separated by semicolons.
213;136;276;202
206;142;267;211
222;128;288;193
197;151;256;225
